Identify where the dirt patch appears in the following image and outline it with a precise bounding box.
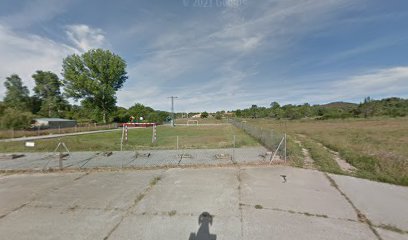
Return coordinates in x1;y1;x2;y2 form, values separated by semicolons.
294;139;315;169
316;142;357;173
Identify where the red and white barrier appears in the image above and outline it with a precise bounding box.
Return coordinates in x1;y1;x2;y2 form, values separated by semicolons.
119;122;158;128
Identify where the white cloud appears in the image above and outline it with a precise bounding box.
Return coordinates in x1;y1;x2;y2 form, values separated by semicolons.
334;66;408;98
241;36;262;51
117;0;362;111
0;24;78;99
178;66;408;110
0;22;110;101
267;66;408;105
65;24;106;52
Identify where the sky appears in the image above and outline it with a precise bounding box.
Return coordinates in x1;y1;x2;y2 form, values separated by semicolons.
0;0;407;112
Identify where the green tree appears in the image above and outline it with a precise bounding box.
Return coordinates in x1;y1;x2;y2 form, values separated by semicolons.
357;96;375;118
250;104;258;118
62;49;128;123
30;96;42;114
64;105;90;122
147;111;169;123
215;112;222;120
32;70;68;117
128;103;155;121
282;104;302;119
112;106;130;123
299;103;312;118
0;102;6;116
273;108;284;119
270;101;280;108
201;111;209;118
3;74;30;111
269;102;282;118
1;108;33;129
235;109;242;117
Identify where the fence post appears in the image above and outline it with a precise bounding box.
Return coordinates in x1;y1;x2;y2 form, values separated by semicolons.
233;135;236;163
59;152;63;170
269;136;284;164
284;133;287;162
37;126;40;136
120;125;125;151
176;136;179;150
152;125;157;144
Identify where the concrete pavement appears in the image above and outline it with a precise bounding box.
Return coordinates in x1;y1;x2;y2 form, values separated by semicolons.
0;166;407;240
330;174;408;236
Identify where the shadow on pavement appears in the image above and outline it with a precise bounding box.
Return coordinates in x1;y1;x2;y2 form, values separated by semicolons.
189;212;217;240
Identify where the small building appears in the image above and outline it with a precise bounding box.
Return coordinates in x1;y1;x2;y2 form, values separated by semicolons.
32;118;77;129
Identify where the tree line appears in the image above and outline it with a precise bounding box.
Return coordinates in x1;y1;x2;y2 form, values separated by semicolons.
233;97;408;120
0;49;169;130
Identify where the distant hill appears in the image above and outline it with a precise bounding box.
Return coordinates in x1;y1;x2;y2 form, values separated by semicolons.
234;97;407;119
320;102;357;109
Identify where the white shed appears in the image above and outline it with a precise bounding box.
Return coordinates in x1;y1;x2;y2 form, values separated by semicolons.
33;118;77;129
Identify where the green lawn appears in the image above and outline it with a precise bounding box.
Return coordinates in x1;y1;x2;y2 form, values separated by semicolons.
0;125;259;152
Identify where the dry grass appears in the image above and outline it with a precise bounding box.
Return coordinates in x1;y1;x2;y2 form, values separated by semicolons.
246;117;408;186
300;136;343;174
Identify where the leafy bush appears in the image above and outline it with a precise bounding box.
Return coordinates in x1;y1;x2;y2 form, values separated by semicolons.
0;108;33;129
215;113;222;120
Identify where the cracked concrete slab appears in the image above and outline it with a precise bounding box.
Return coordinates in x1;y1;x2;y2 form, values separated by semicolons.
1;167;407;239
108;214;240;240
0;172;84;217
0;206;122;240
329;174;408;231
133;167;240;217
29;170;162;210
240;166;357;220
376;228;408;240
242;208;376;240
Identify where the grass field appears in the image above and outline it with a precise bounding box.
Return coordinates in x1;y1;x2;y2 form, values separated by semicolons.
0;125;259;152
244;117;408;186
175;118;230;124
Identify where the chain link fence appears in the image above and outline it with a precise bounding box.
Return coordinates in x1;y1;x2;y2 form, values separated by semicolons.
229;119;286;163
0;121;287;171
0;134;270;171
